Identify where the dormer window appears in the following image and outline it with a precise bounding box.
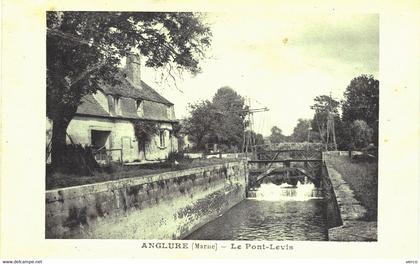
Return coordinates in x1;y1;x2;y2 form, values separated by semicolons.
166;105;174;119
114;96;122;115
93;90;109;113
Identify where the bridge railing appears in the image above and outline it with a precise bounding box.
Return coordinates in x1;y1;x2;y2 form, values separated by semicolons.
256;149;322;161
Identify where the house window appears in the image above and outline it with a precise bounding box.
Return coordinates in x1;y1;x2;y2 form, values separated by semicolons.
136;99;143;116
114;96;122;115
159;130;166;148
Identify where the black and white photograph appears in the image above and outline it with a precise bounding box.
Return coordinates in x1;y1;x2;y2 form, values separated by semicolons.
45;11;378;241
1;0;420;262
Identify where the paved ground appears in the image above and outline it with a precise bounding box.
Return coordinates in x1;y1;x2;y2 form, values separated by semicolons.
325;163;378;241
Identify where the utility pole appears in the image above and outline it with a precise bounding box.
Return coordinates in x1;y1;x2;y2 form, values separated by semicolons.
242;97;269;158
326;92;338;151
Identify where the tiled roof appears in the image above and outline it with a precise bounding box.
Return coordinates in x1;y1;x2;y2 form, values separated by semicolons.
75;73;176;122
76;94;110;118
76;93;176;122
98;76;173;105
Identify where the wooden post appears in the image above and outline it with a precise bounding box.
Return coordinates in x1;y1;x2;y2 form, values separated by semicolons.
284;160;291;179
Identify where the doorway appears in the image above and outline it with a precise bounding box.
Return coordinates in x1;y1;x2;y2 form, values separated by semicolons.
91;130;111;162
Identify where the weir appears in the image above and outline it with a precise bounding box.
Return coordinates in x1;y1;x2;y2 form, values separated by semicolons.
247;182;323;201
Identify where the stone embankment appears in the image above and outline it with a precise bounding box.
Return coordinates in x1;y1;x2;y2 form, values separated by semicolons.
324;156;377;241
46;160;248;239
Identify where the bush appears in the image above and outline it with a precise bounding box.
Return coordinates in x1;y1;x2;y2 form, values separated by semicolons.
166;150;190;163
101;161;123;174
350;120;373;149
53;144;100;175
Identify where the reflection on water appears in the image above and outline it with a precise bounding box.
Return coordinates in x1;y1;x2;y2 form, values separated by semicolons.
185;183;327;241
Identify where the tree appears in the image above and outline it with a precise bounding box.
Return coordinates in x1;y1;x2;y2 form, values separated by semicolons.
334;119;352;150
291;118;311;142
211;87;246;150
184;100;216;150
244;130;264;148
47;11;212;168
254;133;265;146
269;126;286;144
184;87;247;151
350;120;373;149
185;87;247;151
310;95;340;146
342;75;379;146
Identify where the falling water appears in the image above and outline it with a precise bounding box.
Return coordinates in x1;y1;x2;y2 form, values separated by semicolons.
247;182;323;201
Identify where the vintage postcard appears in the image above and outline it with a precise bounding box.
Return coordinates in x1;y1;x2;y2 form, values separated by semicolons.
1;0;419;263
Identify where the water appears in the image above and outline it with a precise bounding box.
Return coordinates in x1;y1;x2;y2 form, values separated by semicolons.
185;182;327;241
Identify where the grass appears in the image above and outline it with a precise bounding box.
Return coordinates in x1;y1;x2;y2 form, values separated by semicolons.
46;158;237;190
327;155;378;221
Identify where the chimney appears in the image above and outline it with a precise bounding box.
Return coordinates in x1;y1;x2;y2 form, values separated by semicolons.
125;54;141;88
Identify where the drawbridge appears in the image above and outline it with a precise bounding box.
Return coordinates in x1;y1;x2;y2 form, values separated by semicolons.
248;149;323;188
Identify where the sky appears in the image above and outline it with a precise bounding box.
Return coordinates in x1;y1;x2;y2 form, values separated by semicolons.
141;12;379;136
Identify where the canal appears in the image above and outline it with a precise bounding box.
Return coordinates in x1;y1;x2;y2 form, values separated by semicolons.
185;182;328;241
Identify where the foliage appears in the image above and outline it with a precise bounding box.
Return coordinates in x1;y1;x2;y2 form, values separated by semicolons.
185;87;246;151
244;131;264;146
166;150;190;163
269;126;287;144
131;120;159;151
306;75;378;150
267;142;327;151
255;133;265;146
307;130;322;143
342;75;379;146
291;118;311;142
52;144;100;175
350;120;374;149
171;122;182;138
184;100;216;149
47;11;212;168
210;87;246;149
310;95;340;144
334;119;352;150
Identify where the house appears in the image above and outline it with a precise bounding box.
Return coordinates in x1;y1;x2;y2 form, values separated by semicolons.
47;55;178;163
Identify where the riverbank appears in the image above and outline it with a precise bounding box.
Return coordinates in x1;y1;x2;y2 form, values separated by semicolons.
324;154;377;241
326;155;378;220
46;160;247;239
46;158;237;190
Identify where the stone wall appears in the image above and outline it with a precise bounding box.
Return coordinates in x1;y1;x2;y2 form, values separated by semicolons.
320;163;343;229
45;160;248;239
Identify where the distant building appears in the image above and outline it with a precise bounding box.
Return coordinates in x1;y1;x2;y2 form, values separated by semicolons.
47;55;178;163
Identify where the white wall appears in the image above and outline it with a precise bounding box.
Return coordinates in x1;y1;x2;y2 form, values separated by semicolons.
66;116;178;162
